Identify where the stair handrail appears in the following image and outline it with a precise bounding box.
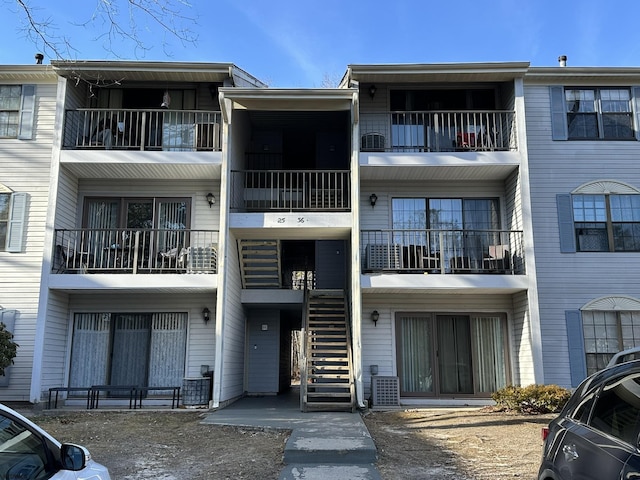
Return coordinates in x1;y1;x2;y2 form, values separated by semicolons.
300;289;310;411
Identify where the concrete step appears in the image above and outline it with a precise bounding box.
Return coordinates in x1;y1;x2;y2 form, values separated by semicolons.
283;419;377;465
279;464;381;480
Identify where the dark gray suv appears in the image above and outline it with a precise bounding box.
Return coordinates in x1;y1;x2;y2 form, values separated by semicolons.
539;349;640;480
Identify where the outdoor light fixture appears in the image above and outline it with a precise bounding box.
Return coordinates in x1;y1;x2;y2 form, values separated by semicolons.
369;84;377;99
371;310;380;326
202;307;211;323
206;193;216;208
369;193;378;207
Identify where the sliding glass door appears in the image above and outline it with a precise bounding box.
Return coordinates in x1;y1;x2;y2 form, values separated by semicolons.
69;312;187;391
397;313;508;397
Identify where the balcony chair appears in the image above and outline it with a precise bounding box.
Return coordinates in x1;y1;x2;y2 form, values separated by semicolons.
483;245;510;273
56;244;95;273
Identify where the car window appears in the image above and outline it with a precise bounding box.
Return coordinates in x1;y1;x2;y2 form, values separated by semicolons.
0;411;54;479
571;391;596;424
589;373;640;445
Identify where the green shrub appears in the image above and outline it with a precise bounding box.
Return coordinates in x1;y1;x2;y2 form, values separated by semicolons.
491;384;571;414
0;323;18;376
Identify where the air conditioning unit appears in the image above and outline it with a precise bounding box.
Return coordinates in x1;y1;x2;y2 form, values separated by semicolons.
371;376;400;407
366;244;401;270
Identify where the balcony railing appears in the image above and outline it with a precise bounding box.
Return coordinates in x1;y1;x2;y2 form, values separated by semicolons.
360;110;517;152
361;229;525;274
53;229;218;274
231;170;351;211
62;109;221;151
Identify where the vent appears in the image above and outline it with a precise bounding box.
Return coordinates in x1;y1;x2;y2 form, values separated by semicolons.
371;376;400;407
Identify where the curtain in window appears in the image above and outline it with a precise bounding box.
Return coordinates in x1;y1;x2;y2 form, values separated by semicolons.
110;314;151;388
149;313;187;391
85;200;119;258
157;200;188;253
399;315;433;393
69;314;110;389
437;315;473;394
474;315;507;392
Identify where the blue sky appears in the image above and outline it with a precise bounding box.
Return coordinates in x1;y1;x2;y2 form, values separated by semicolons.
1;0;639;87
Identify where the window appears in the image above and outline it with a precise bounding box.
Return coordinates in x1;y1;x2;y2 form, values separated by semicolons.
573;194;640;251
589;373;640;444
391;197;501;268
582;310;640;375
396;313;508;397
565;88;633;139
0;85;21;138
69;312;187;390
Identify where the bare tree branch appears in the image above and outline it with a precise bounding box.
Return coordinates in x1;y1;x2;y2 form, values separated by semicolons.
7;0;198;60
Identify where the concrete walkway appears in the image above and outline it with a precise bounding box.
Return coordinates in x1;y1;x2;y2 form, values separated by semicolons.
202;390;381;479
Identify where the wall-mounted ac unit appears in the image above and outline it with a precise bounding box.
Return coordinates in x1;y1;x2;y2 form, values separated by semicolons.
366;244;401;270
371;376;400;407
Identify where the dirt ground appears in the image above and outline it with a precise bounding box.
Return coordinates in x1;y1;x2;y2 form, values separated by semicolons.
27;407;554;479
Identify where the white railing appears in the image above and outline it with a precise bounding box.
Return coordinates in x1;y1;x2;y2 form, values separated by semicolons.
53;229;218;274
231;170;351;211
360;110;517;152
63;109;221;151
361;229;525;274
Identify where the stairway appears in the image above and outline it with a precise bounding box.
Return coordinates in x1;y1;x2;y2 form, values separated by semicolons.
239;240;281;288
302;290;355;412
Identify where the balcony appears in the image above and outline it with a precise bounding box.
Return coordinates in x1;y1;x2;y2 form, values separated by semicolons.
53;229;218;274
62;109;221;151
231;170;351;211
361;229;525;275
360;111;516;153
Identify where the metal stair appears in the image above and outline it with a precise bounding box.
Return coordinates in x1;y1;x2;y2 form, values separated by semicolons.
301;290;355;412
239;239;281;288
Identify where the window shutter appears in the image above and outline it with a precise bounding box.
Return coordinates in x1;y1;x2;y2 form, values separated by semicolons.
557;194;576;253
18;84;36;140
632;86;640;141
6;193;27;253
0;309;17;387
566;310;586;387
550;86;568;140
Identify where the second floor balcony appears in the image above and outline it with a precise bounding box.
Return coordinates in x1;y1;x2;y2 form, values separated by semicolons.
360;110;517;153
53;228;218;275
361;229;525;275
230;169;351;212
62;109;221;152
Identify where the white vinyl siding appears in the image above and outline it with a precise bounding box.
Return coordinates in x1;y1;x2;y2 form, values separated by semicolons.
217;232;245;403
0;80;56;401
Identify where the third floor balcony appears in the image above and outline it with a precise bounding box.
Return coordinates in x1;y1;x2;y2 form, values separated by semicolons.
360;110;517;153
62;108;221;152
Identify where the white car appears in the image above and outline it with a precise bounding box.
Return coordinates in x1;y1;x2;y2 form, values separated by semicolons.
0;403;111;479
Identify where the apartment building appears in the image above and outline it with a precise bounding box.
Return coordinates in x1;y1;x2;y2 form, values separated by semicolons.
2;58;637;409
